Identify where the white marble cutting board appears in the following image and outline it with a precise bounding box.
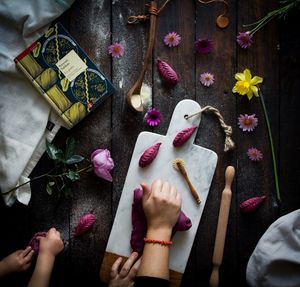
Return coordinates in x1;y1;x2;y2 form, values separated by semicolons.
105;99;218;274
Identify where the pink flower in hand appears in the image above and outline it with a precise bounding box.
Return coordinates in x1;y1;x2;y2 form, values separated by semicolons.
91;149;114;182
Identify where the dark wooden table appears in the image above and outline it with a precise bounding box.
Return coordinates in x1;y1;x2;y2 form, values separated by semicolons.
1;0;300;286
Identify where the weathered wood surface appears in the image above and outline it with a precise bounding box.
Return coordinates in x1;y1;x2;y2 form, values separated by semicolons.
0;0;300;286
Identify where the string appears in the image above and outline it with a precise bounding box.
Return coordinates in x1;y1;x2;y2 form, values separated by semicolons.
198;0;229;16
128;0;173;24
185;106;235;152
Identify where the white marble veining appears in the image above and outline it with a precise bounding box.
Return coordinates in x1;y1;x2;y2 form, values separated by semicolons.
106;100;218;273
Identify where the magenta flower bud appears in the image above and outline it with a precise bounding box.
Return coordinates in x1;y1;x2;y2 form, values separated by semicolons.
91;149;114;182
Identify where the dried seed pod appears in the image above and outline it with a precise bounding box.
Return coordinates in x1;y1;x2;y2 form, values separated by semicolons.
240;196;267;213
139;142;161;168
74;213;96;237
157;58;179;85
173;126;198;147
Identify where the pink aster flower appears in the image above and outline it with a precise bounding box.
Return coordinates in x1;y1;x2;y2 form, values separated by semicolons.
237;32;253;49
247;147;263;161
199;72;215;87
108;43;124;58
145;108;161;127
195;38;213;54
163;32;181;47
238;114;258;132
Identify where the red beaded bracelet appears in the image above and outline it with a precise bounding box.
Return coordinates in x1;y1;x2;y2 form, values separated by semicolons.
143;238;173;246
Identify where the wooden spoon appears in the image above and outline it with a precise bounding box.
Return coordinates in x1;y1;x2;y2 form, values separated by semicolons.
209;166;235;287
126;1;158;112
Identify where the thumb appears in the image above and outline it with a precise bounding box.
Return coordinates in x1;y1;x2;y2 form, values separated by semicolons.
140;182;151;199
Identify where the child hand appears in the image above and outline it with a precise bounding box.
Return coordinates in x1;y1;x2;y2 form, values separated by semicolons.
141;180;182;233
0;247;34;276
38;228;64;258
109;252;140;287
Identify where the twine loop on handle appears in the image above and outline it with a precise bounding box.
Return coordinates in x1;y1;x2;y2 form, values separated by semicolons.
127;0;172;24
185;106;235;152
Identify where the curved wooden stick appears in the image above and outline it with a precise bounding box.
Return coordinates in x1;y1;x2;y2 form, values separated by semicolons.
126;1;158;112
209;166;235;287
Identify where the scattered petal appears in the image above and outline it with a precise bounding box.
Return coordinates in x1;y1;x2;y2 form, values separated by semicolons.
238;114;258;132
163;32;181;47
108;43;124;58
145;108;161;127
199;72;215;87
247;147;263;161
195;38;213;54
237;32;253;49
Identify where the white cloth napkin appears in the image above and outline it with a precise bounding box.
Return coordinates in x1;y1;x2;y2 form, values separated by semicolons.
0;0;74;206
247;209;300;287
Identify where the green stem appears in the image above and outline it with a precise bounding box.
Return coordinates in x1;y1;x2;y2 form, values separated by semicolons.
243;9;277;28
2;168;56;195
2;165;92;195
259;91;281;201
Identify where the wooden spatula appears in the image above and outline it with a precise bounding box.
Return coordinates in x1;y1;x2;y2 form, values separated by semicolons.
209;166;235;287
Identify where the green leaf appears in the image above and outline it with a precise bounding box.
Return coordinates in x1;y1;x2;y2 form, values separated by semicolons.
66;170;80;182
46;140;63;161
65;155;85;165
46;181;55;195
55;151;65;163
65;137;76;160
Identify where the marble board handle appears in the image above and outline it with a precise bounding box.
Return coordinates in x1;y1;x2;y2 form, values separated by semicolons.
209;166;235;287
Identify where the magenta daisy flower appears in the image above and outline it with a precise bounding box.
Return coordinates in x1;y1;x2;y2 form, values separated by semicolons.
195;38;213;54
200;72;215;87
238;114;258;132
145;108;161;127
164;32;181;47
108;43;124;58
247;148;263;161
237;32;253;49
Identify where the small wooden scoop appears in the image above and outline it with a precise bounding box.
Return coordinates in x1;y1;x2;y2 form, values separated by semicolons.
126;1;158;112
209;166;235;287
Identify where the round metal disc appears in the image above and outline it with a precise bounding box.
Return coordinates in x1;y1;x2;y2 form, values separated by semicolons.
216;15;229;29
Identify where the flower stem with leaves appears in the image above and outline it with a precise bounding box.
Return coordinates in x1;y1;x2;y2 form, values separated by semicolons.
4;138;90;198
244;0;300;36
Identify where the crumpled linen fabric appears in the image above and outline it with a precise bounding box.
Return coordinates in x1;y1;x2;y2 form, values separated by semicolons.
0;0;74;206
247;209;300;287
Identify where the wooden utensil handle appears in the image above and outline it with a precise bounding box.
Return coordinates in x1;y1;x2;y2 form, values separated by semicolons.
209;265;219;287
177;163;201;204
126;1;158;112
210;166;235;287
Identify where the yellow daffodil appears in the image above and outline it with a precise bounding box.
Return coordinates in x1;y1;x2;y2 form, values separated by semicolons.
232;69;263;100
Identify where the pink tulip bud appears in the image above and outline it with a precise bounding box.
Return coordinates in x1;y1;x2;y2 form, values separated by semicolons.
91;149;114;182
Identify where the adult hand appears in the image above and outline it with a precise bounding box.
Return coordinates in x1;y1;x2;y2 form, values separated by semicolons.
109;252;140;287
38;228;64;259
0;247;34;276
141;180;182;233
